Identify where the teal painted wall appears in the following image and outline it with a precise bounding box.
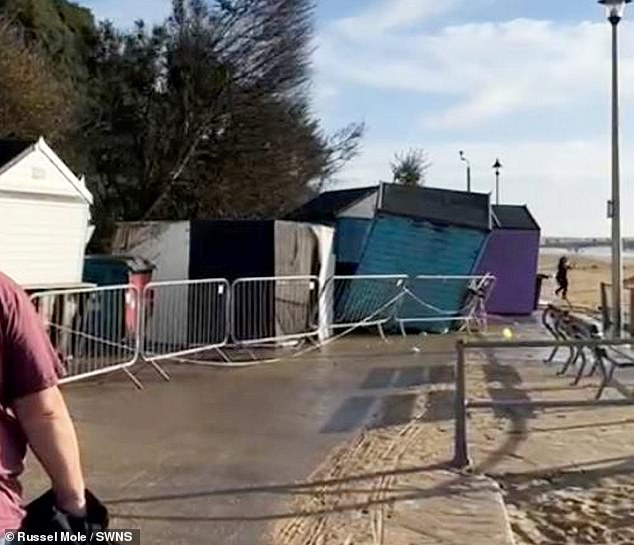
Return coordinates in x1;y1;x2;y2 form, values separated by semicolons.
335;218;372;264
345;214;487;331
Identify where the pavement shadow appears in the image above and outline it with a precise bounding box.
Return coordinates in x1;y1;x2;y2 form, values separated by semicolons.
106;462;479;523
476;345;535;473
361;366;454;390
321;364;454;433
321;396;375;433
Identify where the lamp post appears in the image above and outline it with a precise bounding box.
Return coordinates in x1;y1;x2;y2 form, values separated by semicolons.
600;0;630;337
459;150;472;192
492;158;502;205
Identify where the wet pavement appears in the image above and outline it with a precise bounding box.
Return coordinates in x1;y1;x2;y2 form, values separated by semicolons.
22;335;457;545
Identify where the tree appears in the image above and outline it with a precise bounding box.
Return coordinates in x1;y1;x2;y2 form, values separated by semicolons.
391;148;430;187
0;17;74;142
1;0;364;250
80;0;363;248
0;0;97;84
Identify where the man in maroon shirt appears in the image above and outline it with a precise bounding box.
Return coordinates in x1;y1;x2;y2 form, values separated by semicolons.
0;272;86;536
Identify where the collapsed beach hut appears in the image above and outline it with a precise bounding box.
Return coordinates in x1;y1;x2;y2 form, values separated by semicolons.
475;205;541;315
112;220;335;346
349;184;492;332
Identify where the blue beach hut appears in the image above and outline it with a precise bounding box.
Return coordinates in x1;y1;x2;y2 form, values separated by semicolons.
350;184;492;332
288;186;379;274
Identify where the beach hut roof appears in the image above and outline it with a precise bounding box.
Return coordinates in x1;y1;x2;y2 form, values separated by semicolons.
378;183;492;230
288;186;379;223
492;205;540;231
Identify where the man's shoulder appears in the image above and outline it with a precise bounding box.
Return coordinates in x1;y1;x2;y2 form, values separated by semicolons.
0;273;24;308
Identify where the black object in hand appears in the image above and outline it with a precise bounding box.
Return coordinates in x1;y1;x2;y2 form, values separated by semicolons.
21;489;116;543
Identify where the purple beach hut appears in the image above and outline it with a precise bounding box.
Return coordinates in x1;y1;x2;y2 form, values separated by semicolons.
476;205;541;315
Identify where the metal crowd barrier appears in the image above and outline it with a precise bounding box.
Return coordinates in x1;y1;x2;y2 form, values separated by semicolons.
141;279;230;362
28;272;506;386
396;274;496;333
452;336;634;469
320;275;407;340
31;285;142;387
231;276;319;346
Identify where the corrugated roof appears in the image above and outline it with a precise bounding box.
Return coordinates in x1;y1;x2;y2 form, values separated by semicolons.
378;183;491;230
287;186;379;223
0;139;34;169
492;205;540;231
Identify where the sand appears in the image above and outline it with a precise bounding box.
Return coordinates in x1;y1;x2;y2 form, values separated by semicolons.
464;341;634;545
503;472;634;545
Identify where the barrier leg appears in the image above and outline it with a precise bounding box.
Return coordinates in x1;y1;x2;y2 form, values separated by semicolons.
596;361;616;400
399;321;407;338
544;346;559;364
572;349;588;385
214;347;232;363
122;367;145;390
377;323;388;343
144;358;171;382
558;346;580;376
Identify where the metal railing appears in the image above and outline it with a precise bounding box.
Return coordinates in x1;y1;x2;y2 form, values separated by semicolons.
27;272;506;385
231;276;319;346
319;275;407;339
452;336;634;469
31;285;141;386
141;279;230;362
396;275;495;333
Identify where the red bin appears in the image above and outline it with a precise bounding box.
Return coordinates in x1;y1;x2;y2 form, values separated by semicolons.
83;255;155;337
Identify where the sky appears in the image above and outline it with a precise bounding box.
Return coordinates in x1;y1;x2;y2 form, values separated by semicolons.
80;0;634;237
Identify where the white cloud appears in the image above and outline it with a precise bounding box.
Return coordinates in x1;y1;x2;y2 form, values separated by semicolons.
333;0;458;37
317;12;634;128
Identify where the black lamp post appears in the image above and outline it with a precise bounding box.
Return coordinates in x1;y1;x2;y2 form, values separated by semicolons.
599;0;630;336
459;150;471;192
492;158;502;205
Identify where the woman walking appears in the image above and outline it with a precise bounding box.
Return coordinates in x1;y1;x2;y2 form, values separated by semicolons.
555;256;572;300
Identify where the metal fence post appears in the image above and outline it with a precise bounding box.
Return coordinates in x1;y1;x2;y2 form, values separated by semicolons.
629;287;634;337
600;282;611;333
452;339;470;469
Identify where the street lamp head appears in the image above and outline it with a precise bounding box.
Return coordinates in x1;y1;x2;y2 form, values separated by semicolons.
599;0;631;23
493;158;502;171
459;150;467;162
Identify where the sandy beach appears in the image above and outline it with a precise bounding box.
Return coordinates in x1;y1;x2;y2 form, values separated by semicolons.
539;252;634;311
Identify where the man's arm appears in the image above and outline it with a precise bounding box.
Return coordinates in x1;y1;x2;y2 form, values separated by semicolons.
1;280;86;516
12;387;86;516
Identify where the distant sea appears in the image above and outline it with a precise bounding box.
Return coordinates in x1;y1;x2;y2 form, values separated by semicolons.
541;246;634;261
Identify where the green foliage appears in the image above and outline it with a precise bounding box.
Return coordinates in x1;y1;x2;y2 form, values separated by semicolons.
0;0;96;82
0;16;73;141
82;1;362;230
391;148;431;187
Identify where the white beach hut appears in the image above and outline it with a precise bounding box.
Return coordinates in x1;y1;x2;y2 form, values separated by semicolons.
0;137;93;289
